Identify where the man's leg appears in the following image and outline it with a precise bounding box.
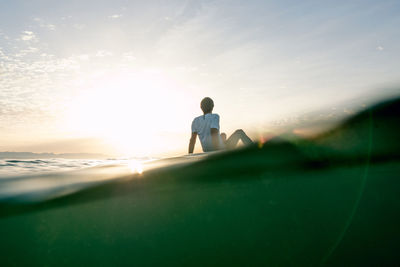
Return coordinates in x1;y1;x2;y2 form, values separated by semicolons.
225;129;253;149
220;133;227;143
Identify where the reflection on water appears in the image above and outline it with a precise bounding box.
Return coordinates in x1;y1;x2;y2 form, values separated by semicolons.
128;160;144;174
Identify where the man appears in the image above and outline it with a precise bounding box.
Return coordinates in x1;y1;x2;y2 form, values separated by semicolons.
188;97;253;154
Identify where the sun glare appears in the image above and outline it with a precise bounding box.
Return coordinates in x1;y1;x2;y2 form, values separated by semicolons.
65;70;194;156
128;160;144;174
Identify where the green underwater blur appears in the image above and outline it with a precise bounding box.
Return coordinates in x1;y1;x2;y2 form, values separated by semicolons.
1;97;399;266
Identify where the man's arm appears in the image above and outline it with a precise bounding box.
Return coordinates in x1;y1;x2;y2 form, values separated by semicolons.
211;128;220;151
188;132;197;154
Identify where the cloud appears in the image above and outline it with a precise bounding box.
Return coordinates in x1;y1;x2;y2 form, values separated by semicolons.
33;17;56;30
0;31;10;40
0;48;83;137
376;45;384;51
20;31;37;41
77;54;89;60
15;47;39;57
122;51;136;61
95;50;113;57
108;14;122;19
61;15;73;20
73;24;85;30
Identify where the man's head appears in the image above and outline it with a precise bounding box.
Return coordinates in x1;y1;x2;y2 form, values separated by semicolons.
200;97;214;114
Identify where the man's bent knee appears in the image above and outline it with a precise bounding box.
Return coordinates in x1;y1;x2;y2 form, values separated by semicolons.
235;129;244;135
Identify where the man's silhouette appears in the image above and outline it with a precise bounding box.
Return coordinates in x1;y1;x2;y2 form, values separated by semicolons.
188;97;253;153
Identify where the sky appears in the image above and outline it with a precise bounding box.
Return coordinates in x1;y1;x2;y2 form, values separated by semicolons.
0;0;399;157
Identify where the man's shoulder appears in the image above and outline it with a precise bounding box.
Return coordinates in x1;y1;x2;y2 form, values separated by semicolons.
192;115;203;123
209;113;220;121
193;114;219;120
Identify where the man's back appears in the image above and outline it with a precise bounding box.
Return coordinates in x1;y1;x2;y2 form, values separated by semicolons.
191;113;224;152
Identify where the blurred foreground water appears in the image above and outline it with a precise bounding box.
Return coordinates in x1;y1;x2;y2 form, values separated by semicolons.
0;97;399;266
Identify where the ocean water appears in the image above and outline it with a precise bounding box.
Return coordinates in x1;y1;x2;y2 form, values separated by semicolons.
0;154;206;179
0;157;155;202
0;97;399;265
0;158;116;178
0;154;206;203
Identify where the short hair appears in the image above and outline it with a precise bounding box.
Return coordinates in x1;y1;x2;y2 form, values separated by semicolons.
200;97;214;113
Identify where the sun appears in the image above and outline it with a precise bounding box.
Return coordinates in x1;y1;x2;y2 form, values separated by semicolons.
65;70;193;156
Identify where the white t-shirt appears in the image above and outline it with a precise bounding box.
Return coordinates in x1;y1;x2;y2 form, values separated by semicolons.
191;113;225;152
